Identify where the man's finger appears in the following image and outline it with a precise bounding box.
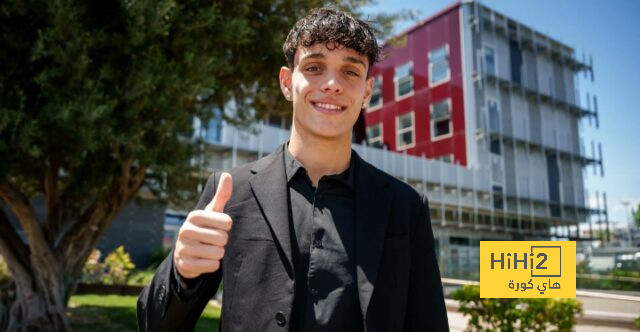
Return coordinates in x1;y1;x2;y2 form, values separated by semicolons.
207;172;233;212
187;210;233;232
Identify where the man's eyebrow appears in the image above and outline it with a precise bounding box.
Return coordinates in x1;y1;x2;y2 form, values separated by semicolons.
300;52;326;61
344;56;366;68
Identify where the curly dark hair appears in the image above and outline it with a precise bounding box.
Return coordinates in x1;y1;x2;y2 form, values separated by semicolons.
283;7;380;73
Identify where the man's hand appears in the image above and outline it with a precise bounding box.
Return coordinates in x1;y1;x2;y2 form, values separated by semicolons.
174;173;233;280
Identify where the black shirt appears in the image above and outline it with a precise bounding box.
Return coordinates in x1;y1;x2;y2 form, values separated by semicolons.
284;145;362;331
172;146;363;331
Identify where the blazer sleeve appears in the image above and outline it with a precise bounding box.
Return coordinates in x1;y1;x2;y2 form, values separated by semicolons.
137;172;224;332
403;195;449;331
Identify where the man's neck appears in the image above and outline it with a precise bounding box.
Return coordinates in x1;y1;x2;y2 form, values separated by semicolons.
288;127;352;187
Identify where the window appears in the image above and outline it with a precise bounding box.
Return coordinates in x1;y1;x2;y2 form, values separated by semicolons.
431;99;452;140
492;185;504;210
450;236;470;246
366;123;383;148
484;46;496;76
488;99;500;132
394;62;413;99
490;137;501;155
437;154;454;163
396;112;415;150
429;45;450;86
266;114;284;128
368;75;383;110
205;107;223;142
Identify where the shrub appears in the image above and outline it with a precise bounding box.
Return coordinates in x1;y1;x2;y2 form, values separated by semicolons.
81;246;136;285
103;246;136;284
149;247;171;269
127;269;155;286
81;249;103;284
451;285;583;332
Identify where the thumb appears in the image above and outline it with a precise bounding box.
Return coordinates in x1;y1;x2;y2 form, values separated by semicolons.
207;172;233;212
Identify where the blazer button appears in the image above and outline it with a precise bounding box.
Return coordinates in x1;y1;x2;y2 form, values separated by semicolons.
275;311;286;326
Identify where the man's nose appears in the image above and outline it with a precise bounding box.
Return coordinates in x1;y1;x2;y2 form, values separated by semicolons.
321;72;343;94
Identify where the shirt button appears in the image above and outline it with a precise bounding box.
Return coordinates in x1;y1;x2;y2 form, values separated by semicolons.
316;193;323;200
275;311;286;326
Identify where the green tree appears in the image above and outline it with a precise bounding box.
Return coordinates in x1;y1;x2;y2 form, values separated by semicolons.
633;203;640;227
0;0;411;330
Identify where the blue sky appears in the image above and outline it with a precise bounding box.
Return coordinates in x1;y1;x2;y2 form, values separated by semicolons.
363;0;640;225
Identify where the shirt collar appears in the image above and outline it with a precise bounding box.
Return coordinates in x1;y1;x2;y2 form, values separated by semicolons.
283;142;355;190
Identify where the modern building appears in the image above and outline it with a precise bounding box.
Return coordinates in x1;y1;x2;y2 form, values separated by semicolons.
158;0;607;279
358;0;606;278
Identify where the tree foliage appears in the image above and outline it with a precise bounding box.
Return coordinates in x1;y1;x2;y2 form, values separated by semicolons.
0;0;411;330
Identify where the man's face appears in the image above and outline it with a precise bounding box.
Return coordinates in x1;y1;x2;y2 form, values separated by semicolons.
279;43;374;141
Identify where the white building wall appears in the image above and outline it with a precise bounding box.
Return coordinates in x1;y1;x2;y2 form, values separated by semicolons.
529;149;548;201
515;145;530;197
510;94;529;141
556;110;572;152
564;66;576;105
540;104;556;147
536;54;554;96
481;32;511;81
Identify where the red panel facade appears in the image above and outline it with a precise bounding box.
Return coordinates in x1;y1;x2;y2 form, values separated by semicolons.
363;4;467;166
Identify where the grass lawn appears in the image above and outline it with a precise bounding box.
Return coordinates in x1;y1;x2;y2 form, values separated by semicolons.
68;294;220;332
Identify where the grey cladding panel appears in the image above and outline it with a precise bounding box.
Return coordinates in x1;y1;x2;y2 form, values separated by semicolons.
500;92;513;136
504;144;516;196
529;100;542;145
553;61;566;102
524;49;538;91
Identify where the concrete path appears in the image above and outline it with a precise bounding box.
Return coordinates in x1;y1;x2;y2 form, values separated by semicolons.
448;310;638;331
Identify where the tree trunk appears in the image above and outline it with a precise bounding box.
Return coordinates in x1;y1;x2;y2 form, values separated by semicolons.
4;260;73;332
0;162;146;331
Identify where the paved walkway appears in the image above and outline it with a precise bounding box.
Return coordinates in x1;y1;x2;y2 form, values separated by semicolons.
448;311;638;331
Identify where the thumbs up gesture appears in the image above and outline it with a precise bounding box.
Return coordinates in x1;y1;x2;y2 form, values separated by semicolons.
174;173;233;279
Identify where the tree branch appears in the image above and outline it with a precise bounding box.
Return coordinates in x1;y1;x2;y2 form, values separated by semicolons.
57;159;147;273
0;209;32;278
44;158;63;246
0;180;58;276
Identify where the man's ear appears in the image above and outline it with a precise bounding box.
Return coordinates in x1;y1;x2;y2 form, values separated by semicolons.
361;76;375;109
279;66;293;101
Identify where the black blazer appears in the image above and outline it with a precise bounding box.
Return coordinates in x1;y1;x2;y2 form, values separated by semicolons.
137;145;449;331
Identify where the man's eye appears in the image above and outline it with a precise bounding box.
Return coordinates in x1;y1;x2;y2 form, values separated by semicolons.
345;70;360;77
305;66;321;72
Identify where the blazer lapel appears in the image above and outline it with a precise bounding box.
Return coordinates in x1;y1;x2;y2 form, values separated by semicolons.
353;152;393;321
248;145;294;273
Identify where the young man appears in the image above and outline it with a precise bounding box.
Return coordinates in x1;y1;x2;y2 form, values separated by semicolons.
138;7;449;331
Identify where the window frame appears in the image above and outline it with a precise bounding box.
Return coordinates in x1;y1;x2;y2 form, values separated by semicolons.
487;97;501;133
429;44;451;87
367;75;383;112
394;61;414;101
483;44;497;77
437;154;454;164
366;122;383;148
396;111;416;151
430;98;453;141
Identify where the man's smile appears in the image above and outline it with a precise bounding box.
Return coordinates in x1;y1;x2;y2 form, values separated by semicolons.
311;100;347;114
